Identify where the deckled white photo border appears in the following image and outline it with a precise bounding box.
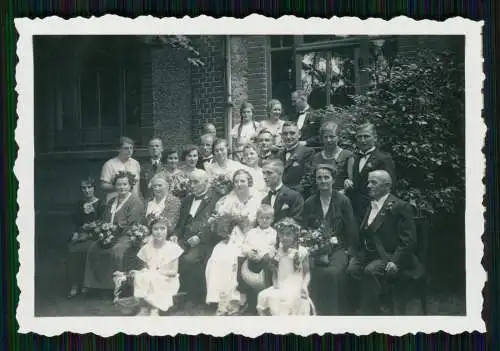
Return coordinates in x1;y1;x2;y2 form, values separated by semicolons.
14;14;485;336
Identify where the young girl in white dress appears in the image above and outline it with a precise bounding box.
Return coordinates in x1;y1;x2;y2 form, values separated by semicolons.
133;217;183;316
256;218;313;316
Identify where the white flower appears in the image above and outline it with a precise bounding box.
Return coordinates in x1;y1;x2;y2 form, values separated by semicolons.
330;236;338;245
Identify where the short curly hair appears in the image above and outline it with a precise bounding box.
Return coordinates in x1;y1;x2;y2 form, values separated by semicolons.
181;145;199;161
80;176;96;188
111;171;137;188
233;168;254;188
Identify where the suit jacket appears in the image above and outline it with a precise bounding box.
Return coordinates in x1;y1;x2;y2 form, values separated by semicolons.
292;108;322;147
282;144;315;194
175;190;220;249
347;148;396;222
140;159;166;200
359;194;417;269
301;191;359;254
261;184;304;224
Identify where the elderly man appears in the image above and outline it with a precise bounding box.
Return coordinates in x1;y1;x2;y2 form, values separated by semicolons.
291;89;322;147
281;122;315;194
140;137;165;200
261;159;304;224
197;133;215;170
100;137;141;201
175;169;220;307
345;123;396;224
346;170;418;315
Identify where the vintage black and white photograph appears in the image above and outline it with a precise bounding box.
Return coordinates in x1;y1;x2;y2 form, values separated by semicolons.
16;16;484;336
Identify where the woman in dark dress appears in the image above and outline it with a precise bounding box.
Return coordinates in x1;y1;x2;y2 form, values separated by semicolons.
66;177;104;297
84;171;144;291
301;164;358;315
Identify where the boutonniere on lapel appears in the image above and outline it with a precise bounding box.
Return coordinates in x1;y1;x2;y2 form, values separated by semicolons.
281;203;290;211
365;161;374;169
378;200;395;217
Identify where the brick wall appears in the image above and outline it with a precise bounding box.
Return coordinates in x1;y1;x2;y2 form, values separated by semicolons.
151;46;193;148
190;36;227;141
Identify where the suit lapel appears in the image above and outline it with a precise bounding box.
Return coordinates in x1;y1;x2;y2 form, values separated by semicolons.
367;194;394;233
273;186;287;211
285;145;303;169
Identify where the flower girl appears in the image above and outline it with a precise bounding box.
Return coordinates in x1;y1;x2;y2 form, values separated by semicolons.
256;218;313;316
133;217;183;316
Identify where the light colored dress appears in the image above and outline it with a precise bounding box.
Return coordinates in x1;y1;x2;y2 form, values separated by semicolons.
244;166;267;199
205;190;261;309
101;157;141;201
133;240;184;311
257;245;311;316
231;121;261;144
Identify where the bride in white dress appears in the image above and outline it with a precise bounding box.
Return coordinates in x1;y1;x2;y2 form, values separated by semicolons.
205;169;262;315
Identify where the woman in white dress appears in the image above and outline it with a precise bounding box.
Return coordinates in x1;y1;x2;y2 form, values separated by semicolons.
205;169;262;315
133;217;184;316
241;143;267;198
231;102;260;145
205;139;244;181
259;99;286;147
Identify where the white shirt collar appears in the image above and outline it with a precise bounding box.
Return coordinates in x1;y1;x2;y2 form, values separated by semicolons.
273;183;283;193
361;147;376;156
371;193;390;209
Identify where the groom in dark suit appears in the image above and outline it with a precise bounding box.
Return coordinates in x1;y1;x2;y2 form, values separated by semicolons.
175;169;220;306
261;159;304;224
280;122;315;194
346;170;419;315
345;123;396;224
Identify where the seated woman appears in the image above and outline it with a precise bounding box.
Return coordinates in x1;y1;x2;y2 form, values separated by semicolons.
145;175;181;228
301;164;359;315
256;218;313;316
205;169;261;315
84;171;144;292
66;177;104;298
133;217;184;316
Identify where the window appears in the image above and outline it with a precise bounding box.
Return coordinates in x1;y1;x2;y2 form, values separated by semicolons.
269;36;395;111
35;36;144;153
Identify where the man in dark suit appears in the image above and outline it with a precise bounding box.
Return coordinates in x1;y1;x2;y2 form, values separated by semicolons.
291;89;322;147
140;137;166;200
261;159;304;224
256;129;283;166
345;123;396;224
281;122;315;194
175;169;220;306
196;133;214;170
346;170;418;315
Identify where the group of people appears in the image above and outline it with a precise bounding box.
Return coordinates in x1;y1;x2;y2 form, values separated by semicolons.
65;89;422;316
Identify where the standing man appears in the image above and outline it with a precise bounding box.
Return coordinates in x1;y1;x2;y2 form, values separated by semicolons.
345;123;396;224
140;137;165;200
197;133;215;170
261;159;304;224
291;89;322;147
256;129;283;166
175;169;220;307
100;137;141;201
281;122;315;194
202;123;217;139
346;170;419;315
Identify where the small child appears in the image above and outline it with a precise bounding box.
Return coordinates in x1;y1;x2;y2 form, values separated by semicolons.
241;204;277;274
256;218;313;316
133;217;184;316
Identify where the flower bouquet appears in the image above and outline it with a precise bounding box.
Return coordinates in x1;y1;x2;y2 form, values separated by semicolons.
73;220;100;242
208;212;246;241
298;223;338;266
123;223;150;247
93;221;119;249
170;173;190;198
211;174;233;197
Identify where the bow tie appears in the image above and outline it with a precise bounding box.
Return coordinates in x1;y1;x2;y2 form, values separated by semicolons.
268;189;279;196
193;193;206;201
359;150;374;157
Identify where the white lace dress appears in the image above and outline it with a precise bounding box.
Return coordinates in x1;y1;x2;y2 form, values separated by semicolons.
204;191;261;310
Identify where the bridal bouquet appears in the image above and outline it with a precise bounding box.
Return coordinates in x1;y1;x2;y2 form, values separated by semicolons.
298;223;338;264
73;221;100;242
208;212;249;240
123;223;150;247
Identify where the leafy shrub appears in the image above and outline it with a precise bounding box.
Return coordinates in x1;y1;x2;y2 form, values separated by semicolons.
312;47;465;216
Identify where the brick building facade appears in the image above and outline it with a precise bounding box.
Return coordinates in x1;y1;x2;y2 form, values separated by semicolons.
34;35;462;225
